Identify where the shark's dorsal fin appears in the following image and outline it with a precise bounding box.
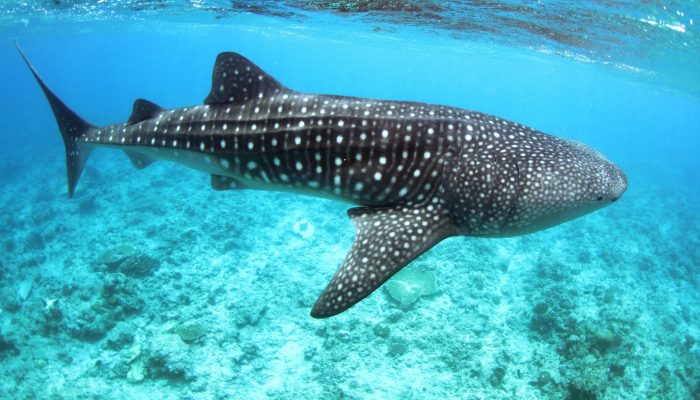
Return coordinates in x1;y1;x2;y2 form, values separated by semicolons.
204;52;289;105
127;99;162;125
310;203;457;318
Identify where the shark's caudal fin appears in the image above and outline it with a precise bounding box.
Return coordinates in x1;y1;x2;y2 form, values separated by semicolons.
16;43;94;198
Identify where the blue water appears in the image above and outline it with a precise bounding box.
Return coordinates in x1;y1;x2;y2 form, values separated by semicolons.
1;3;699;399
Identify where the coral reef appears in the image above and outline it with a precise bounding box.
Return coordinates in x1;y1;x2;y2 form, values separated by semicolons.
98;245;160;277
384;267;437;308
143;333;196;381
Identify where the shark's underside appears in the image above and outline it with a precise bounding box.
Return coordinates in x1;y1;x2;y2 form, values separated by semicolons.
18;44;626;318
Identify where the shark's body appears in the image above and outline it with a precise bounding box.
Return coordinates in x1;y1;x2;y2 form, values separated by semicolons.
19;45;627;318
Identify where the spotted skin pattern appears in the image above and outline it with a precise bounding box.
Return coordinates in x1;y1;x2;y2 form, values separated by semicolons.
19;46;627;318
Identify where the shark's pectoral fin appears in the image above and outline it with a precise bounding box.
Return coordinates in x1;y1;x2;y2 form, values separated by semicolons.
310;203;457;318
127;99;163;125
203;52;291;106
210;174;246;190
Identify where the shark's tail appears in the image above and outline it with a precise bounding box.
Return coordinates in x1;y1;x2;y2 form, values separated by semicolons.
16;43;94;198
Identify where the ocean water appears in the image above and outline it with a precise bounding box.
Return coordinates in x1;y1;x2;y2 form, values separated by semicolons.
0;1;699;399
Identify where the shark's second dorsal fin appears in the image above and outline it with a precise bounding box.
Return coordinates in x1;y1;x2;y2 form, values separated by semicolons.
204;52;289;105
127;99;162;125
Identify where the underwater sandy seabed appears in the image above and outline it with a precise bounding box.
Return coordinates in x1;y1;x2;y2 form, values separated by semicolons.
0;144;698;399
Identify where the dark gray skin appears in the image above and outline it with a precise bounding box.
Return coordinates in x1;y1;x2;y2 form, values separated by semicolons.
19;45;627;318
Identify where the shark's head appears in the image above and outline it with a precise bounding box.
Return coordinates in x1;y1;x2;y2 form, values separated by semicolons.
506;138;627;235
445;133;627;237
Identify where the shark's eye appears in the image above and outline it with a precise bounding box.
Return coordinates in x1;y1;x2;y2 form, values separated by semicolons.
596;196;603;201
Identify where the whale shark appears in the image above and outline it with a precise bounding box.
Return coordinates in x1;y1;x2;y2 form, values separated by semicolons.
18;44;627;318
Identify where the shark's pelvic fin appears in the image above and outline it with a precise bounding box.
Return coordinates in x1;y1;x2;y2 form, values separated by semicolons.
210;174;246;190
16;43;94;198
203;52;290;106
310;203;457;318
125;151;156;170
127;99;163;125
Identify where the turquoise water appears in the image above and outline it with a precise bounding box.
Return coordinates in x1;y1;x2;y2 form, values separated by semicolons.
1;2;699;399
